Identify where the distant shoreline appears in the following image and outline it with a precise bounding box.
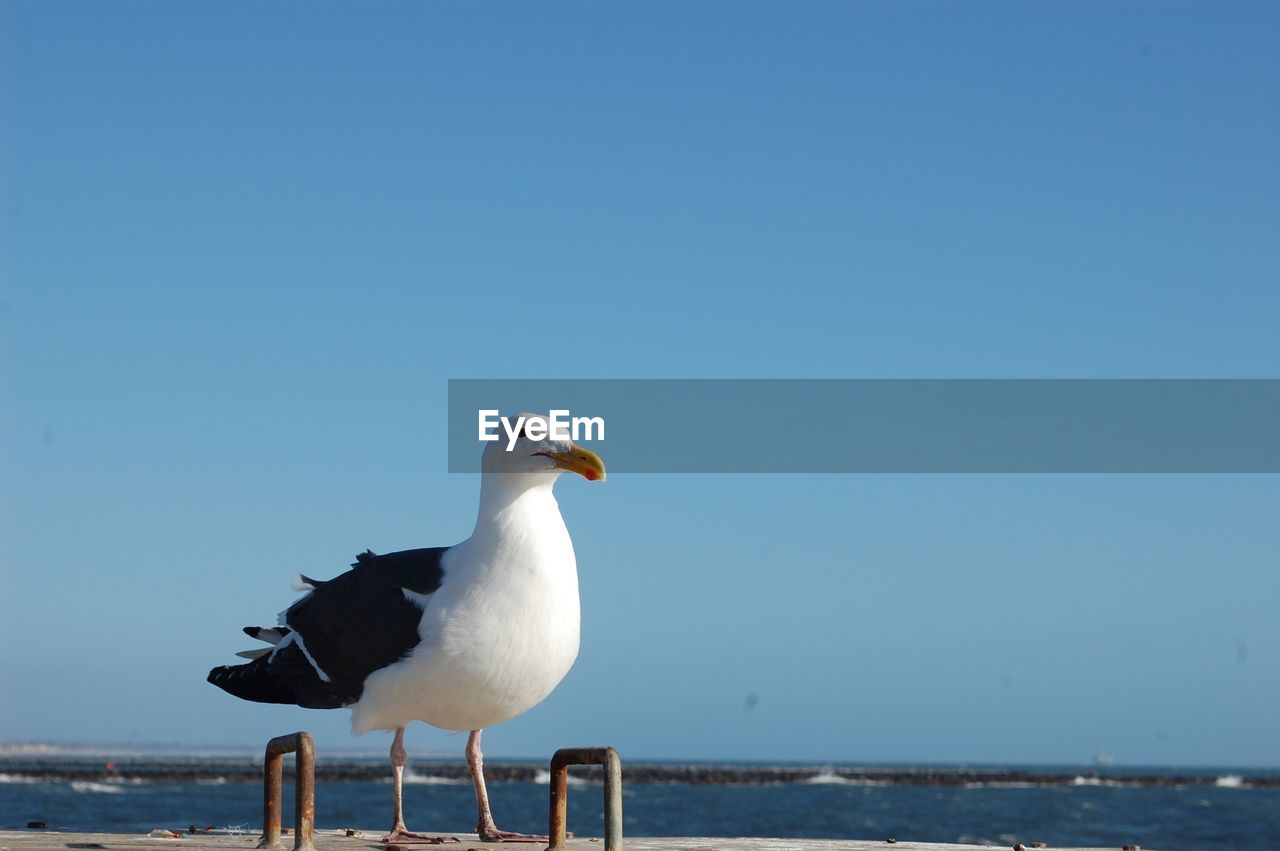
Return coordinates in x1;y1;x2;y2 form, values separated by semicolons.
2;758;1277;789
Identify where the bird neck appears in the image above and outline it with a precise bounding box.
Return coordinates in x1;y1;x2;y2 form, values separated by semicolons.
454;474;576;585
471;474;563;543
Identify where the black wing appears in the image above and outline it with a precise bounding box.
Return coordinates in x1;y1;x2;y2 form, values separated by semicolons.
207;547;447;709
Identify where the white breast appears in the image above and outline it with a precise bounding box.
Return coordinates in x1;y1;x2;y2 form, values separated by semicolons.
350;487;581;734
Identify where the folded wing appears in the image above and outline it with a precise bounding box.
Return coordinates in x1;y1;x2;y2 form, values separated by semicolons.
207;548;447;709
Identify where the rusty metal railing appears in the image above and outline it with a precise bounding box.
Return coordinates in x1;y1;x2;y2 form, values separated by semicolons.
257;732;315;851
546;746;622;851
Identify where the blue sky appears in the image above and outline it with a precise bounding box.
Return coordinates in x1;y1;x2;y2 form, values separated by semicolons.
1;2;1277;768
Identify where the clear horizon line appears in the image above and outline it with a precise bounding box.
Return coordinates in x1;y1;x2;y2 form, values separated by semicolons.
2;740;1277;772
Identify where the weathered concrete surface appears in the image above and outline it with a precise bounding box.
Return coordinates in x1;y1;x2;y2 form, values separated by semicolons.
0;829;1151;851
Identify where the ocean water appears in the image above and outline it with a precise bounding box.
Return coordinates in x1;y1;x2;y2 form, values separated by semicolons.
2;759;1277;851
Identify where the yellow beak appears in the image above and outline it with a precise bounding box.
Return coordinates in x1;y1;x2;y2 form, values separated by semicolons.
545;444;607;482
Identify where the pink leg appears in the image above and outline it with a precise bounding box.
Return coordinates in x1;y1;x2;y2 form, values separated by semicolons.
381;726;459;845
468;729;547;843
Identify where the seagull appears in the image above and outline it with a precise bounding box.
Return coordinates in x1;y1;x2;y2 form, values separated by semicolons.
208;418;605;844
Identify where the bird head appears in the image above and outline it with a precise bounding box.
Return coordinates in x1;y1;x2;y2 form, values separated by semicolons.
480;412;606;484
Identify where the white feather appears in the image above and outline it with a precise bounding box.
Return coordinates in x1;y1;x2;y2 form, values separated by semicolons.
250;628;288;645
268;630;333;683
350;479;580;734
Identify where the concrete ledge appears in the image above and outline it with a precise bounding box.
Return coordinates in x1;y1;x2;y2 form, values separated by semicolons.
0;829;1153;851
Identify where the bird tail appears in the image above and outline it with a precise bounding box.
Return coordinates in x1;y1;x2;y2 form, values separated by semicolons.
207;626;346;709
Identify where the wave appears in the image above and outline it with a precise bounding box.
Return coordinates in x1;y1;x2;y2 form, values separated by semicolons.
804;769;888;786
805;769;852;785
1071;776;1124;787
71;781;127;794
1216;775;1245;788
2;774;149;789
403;770;467;786
533;769;587;786
0;773;39;784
